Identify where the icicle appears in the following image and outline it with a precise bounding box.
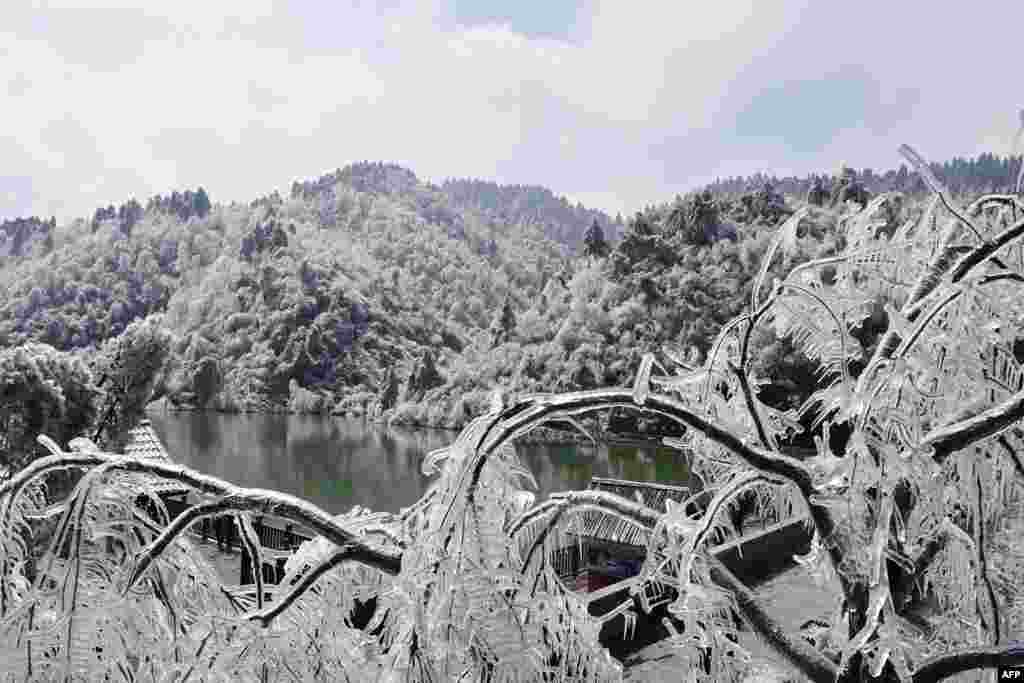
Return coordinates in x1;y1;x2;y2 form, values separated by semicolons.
633;354;655;406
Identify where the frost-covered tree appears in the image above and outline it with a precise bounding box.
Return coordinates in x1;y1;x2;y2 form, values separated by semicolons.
489;296;517;348
4;144;1024;682
583;219;610;260
91;314;172;447
0;344;98;474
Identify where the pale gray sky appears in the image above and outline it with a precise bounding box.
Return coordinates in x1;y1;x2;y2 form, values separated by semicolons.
2;0;1022;222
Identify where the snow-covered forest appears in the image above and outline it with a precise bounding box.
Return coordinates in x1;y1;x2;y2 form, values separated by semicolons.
2;141;1024;680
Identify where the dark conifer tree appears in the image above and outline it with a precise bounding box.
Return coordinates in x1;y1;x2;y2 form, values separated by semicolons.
582;219;609;259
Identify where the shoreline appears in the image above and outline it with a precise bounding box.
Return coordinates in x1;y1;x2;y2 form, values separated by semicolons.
147;404;680;447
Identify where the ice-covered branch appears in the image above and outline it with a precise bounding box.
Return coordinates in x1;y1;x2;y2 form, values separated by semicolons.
482;391;813;490
12;444;403;578
471;390;846;588
729;361;771;448
238;514;265;609
708;557;838;683
950;215;1024;283
972;469;1000;644
921;386;1024;462
911;646;1024;683
864;186;1024;376
512;487;838;683
997;435;1024;478
126;499;237;591
244;544;362;627
682;470;788;557
510;489;660;573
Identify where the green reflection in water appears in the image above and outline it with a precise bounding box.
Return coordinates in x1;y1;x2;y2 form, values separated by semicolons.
550;443;591;466
607;445;690;485
557;461;594;490
653;446;690;485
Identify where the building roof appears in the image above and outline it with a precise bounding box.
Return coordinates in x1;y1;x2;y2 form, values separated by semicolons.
123;419;172;462
577;478;691;548
122;419;186;495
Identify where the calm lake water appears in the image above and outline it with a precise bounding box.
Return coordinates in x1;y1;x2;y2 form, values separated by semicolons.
148;412;693;515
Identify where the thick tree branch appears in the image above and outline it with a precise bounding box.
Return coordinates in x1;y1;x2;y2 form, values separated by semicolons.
471;390;847;597
482;391;814;492
10;447;403;578
911;646;1024;683
921;387;1024;463
708;556;838;683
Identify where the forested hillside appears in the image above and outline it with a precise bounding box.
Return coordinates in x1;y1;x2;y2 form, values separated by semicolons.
705;153;1023;199
0;154;1017;433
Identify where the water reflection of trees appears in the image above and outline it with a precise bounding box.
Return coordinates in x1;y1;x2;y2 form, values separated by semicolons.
150;415;697;514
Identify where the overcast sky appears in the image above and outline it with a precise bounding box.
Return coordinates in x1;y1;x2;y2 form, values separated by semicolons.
3;0;1022;223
